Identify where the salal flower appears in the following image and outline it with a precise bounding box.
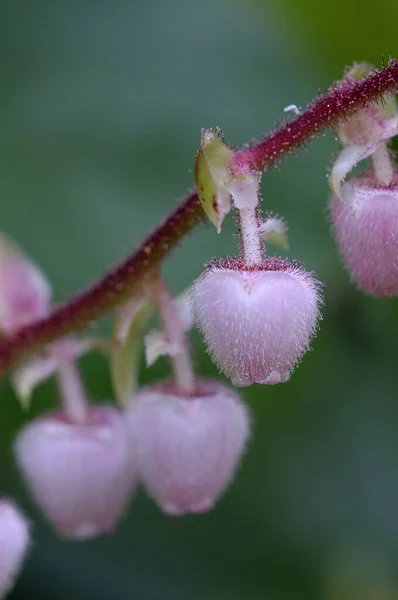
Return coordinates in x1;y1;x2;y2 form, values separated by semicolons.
14;405;136;540
0;234;51;335
0;499;30;599
330;175;398;297
191;257;320;387
126;379;250;516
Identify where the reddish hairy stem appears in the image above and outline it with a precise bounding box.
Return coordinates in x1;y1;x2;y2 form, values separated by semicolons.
1;61;398;375
232;59;398;174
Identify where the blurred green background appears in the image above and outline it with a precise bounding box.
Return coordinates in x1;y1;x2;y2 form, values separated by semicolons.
1;0;398;598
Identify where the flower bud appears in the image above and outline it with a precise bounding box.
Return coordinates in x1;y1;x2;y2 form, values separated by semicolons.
0;499;30;599
330;176;398;297
190;258;320;387
0;234;51;335
126;380;250;516
14;406;136;540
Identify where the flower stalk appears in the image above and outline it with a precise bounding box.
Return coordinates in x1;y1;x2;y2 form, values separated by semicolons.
371;143;394;185
56;361;88;425
152;276;195;395
239;207;263;266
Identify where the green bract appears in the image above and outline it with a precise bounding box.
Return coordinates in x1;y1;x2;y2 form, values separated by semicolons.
194;129;234;232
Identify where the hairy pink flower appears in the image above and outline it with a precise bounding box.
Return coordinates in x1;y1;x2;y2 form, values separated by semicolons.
190;258;320;387
0;499;30;599
330;176;398;297
14;406;136;540
126;380;250;516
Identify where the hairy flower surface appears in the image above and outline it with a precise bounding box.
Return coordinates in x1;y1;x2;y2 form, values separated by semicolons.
0;499;30;599
330;176;398;297
126;379;250;516
191;258;320;387
14;406;136;540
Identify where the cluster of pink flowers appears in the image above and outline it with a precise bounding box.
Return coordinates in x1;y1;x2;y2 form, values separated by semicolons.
0;234;252;596
1;61;398;597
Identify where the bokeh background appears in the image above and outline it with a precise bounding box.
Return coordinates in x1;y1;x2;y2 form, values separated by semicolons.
1;0;398;598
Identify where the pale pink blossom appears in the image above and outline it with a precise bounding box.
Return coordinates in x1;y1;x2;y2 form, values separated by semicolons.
126;380;250;516
191;258;320;387
14;406;136;540
0;234;51;335
330;176;398;297
0;499;30;599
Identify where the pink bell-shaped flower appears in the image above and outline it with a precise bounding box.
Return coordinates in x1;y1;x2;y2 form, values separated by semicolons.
126;379;250;516
0;499;30;599
14;406;136;540
190;257;320;387
0;234;51;335
330;176;398;297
